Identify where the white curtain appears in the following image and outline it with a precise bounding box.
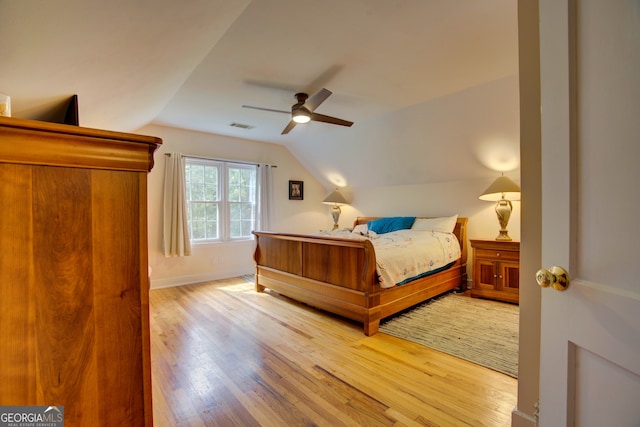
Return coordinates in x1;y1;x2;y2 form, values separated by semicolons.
162;153;191;257
258;164;274;231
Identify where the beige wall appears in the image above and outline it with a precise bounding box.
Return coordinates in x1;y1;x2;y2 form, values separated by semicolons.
338;179;521;284
140;124;332;289
141;122;521;289
292;76;521;192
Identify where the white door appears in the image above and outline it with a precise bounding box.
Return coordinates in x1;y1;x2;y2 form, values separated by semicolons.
538;0;640;425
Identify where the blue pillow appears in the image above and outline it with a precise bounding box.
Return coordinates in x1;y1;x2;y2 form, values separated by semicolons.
367;216;416;234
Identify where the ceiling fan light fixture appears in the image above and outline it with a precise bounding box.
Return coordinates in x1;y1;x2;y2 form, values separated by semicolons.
292;107;311;124
242;88;352;134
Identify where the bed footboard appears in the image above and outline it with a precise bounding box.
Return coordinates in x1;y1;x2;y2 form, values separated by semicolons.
253;232;379;291
252;217;468;335
253;231;383;331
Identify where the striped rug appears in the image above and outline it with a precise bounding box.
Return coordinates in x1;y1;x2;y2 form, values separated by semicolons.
379;293;519;378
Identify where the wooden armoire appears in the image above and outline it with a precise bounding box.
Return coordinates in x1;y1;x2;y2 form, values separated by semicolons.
0;117;161;426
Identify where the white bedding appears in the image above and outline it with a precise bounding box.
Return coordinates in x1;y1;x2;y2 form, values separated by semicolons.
315;228;461;288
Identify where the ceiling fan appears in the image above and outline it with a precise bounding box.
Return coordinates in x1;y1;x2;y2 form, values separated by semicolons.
242;88;353;134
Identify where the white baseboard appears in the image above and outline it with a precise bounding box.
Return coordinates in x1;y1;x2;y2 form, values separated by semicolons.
512;407;537;427
150;269;253;290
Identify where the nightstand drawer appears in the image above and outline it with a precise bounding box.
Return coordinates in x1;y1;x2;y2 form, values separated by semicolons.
475;248;519;262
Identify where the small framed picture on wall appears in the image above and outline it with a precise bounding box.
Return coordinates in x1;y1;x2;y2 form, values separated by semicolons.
289;180;303;200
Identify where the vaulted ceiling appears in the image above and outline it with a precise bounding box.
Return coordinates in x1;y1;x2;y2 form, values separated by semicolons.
0;0;519;189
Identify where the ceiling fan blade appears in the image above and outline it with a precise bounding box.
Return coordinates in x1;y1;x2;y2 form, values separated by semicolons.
242;105;290;114
310;112;353;127
281;120;297;134
304;88;332;112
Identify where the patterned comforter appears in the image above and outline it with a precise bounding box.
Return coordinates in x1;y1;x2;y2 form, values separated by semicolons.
315;228;461;288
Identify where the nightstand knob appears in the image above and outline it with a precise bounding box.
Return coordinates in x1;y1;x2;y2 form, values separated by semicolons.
536;266;570;291
496;252;501;257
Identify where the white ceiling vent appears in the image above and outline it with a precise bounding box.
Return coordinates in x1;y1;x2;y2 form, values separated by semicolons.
229;122;254;130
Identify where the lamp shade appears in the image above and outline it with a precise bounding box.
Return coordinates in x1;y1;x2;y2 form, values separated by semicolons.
322;188;348;205
479;175;521;201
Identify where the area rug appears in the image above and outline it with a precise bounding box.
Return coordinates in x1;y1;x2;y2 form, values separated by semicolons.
379;293;519;378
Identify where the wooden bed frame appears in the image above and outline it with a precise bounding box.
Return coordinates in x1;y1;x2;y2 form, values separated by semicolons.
253;216;468;336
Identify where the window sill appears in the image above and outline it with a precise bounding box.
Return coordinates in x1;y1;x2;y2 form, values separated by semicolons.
190;238;255;246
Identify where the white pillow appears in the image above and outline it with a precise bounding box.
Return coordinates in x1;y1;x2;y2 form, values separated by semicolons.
352;223;368;235
411;214;458;233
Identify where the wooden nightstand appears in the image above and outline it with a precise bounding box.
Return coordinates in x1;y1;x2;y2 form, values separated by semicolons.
470;239;520;304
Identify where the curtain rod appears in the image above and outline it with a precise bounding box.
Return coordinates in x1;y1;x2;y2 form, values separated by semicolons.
164;153;277;168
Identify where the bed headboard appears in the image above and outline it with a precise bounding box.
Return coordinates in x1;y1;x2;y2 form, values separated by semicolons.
352;216;468;264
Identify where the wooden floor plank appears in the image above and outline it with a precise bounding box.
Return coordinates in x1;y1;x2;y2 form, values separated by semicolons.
150;277;517;426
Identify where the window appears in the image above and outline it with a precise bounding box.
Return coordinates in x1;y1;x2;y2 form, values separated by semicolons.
185;158;257;242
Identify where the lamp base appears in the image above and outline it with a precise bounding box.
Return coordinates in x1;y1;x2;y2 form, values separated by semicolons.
330;205;341;230
494;199;513;241
495;230;512;241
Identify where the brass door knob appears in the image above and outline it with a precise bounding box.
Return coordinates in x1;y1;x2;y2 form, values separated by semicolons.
536;266;570;291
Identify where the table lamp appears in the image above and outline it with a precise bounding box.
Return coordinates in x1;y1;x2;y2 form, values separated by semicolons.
322;188;348;230
479;174;520;241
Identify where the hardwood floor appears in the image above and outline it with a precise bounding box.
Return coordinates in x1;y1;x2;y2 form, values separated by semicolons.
150;277;517;426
